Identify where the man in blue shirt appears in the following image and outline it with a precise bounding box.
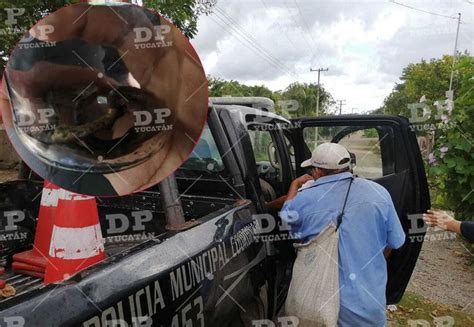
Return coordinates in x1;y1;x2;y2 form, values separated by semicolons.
279;143;405;326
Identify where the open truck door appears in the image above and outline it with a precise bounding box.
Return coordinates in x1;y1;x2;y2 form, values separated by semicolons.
289;114;430;303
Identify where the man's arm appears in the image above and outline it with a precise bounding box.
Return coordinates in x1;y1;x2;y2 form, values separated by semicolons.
423;210;473;243
266;195;287;211
285;174;312;201
266;174;313;210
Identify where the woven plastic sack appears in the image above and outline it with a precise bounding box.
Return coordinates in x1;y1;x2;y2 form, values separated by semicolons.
285;223;340;327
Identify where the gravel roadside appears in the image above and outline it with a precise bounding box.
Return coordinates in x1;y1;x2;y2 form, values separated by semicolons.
406;227;474;316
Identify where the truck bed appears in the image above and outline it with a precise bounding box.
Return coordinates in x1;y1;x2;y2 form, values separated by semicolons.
0;241;146;306
1;273;43;304
0;180;236;305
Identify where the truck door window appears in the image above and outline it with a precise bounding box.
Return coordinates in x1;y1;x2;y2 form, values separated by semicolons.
302;126;394;179
247;127;282;184
338;129;383;178
180;124;225;173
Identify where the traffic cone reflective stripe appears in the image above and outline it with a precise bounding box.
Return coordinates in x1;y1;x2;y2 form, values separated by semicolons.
34;183;61;256
49;224;104;259
44;189;105;284
12;182;60;272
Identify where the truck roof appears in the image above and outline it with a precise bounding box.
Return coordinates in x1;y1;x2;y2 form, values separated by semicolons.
210;97;291;125
213;104;291;125
210;97;274;111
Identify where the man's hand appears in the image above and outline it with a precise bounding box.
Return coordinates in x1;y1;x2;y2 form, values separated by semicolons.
423;209;461;234
266;175;314;210
285;174;314;202
291;174;313;189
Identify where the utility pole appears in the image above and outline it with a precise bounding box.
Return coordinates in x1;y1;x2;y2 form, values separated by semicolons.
448;13;461;94
310;67;329;117
310;67;328;147
336;100;346;115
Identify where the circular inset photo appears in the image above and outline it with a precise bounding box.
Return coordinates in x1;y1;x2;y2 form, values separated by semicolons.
0;3;208;196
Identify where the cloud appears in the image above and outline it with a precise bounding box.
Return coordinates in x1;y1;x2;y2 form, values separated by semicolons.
377;18;473;78
190;0;474;112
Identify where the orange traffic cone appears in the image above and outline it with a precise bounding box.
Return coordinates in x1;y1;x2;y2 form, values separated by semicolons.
13;182;60;274
44;190;106;284
12;262;45;274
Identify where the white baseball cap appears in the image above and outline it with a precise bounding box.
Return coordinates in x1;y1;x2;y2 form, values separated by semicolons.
301;143;351;170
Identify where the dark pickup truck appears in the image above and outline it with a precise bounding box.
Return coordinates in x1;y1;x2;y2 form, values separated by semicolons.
0;97;430;326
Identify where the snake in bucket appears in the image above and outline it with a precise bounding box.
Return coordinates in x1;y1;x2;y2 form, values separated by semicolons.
30;86;167;145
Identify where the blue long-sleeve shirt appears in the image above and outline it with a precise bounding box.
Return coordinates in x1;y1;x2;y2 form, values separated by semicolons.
280;172;405;327
461;221;474;242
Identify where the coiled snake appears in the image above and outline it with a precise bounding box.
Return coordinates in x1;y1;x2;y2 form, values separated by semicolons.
29;86;164;145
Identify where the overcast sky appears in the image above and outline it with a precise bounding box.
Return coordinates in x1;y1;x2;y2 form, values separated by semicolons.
190;0;473;113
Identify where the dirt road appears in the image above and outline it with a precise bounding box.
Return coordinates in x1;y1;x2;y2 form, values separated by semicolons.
407;228;474;315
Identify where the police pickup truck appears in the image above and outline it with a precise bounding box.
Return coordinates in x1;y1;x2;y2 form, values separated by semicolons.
0;97;430;326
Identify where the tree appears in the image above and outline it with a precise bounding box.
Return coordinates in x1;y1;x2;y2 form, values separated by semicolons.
378;54;468;117
208;77;277;101
279;82;333;118
0;0;215;68
144;0;215;38
208;78;335;119
378;53;474;220
428;56;474;220
0;1;74;68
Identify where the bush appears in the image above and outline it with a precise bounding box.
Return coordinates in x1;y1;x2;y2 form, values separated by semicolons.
428;56;474;220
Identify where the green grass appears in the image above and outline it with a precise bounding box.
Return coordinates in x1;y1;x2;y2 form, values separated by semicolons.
387;292;474;326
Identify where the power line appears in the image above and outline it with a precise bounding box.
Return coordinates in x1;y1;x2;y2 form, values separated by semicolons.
293;0;320;62
389;0;460;20
260;0;301;61
208;15;285;76
213;8;289;72
283;0;320;66
209;14;297;79
213;6;299;78
212;7;298;78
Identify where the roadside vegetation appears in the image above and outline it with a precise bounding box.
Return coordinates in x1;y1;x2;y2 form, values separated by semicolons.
376;54;474;221
388;292;474;326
